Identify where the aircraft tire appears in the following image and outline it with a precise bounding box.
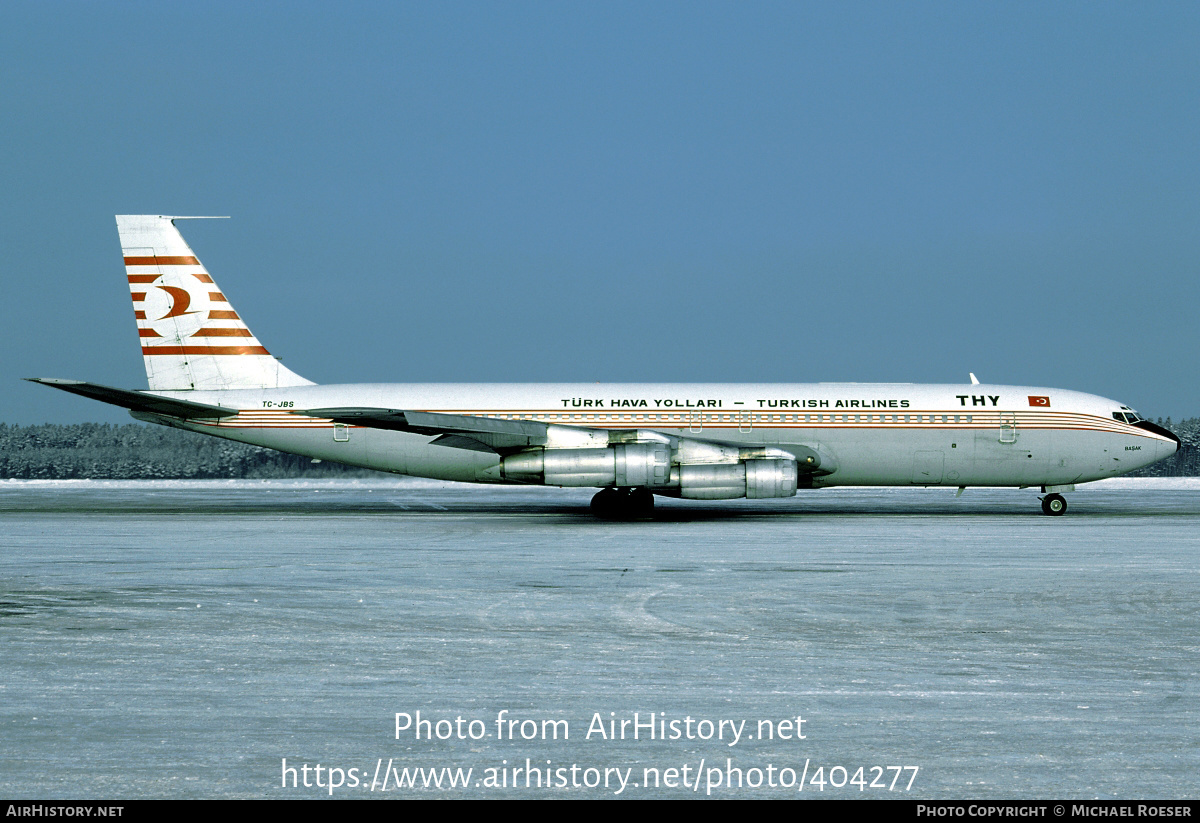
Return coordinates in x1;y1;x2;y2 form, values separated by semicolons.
591;487;622;518
591;487;654;520
627;488;655;518
1041;493;1067;516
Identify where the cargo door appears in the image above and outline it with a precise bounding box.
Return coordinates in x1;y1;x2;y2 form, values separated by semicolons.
912;450;945;485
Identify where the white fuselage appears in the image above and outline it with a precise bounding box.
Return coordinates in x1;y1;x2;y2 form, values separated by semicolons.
148;382;1176;489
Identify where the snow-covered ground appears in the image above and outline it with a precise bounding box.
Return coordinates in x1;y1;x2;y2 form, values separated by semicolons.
0;481;1196;798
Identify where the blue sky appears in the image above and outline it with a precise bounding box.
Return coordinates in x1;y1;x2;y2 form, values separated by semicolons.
4;2;1198;423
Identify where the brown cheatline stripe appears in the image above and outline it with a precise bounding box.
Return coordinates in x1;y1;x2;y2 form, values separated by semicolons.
207;310;241;320
124;256;200;266
131;292;146;301
128;273;214;285
193;327;254;337
209;292;227;301
193;422;1157;439
141;345;270;355
138;329;161;338
134;310;146;319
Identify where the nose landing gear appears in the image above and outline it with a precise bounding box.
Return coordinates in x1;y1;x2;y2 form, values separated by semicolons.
591;487;655;519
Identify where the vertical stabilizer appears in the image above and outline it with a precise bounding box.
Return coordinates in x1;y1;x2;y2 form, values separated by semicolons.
116;215;313;391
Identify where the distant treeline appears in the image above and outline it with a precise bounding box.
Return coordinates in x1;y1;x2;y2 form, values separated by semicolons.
1128;418;1200;477
1;419;1197;479
0;423;382;479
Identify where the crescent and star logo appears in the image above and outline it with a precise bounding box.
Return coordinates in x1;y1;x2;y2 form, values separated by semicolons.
143;274;211;339
156;286;197;319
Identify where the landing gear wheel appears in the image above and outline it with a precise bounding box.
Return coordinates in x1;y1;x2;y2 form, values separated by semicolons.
627;488;655;518
590;488;655;520
590;487;623;518
1041;493;1067;516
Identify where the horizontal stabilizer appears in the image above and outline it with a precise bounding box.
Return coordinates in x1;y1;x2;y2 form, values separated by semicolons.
26;378;238;420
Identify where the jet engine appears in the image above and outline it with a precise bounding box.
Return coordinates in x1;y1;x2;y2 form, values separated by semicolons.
501;443;673;488
500;437;817;500
673;457;799;499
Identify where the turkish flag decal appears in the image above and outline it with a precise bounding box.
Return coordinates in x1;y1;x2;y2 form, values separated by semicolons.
1028;396;1050;407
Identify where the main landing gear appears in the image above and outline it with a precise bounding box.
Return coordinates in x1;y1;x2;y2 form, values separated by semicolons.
590;487;655;519
1040;493;1067;516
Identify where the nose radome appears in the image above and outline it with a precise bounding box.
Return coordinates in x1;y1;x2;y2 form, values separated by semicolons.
1160;435;1179;461
1131;420;1180;461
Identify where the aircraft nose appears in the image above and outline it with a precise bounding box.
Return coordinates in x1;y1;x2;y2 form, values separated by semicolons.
1133;420;1180;459
1160;433;1180;460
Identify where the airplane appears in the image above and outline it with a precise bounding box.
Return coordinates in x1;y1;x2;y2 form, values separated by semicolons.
28;215;1180;518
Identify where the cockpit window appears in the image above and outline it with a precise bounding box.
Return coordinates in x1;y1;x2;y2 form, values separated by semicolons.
1113;411;1144;424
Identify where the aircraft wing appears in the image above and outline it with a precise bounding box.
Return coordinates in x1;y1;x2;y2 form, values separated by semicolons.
295;407;554;452
26;378;239;420
300;408;545;437
292;406;829;473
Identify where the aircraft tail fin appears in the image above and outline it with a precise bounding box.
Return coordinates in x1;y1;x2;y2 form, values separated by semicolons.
116;215;313;391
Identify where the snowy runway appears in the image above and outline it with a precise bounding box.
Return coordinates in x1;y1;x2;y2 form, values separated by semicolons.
1;479;1196;798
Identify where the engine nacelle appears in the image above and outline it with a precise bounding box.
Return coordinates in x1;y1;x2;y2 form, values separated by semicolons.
676;458;799;499
745;458;800;498
501;439;801;500
502;443;672;488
